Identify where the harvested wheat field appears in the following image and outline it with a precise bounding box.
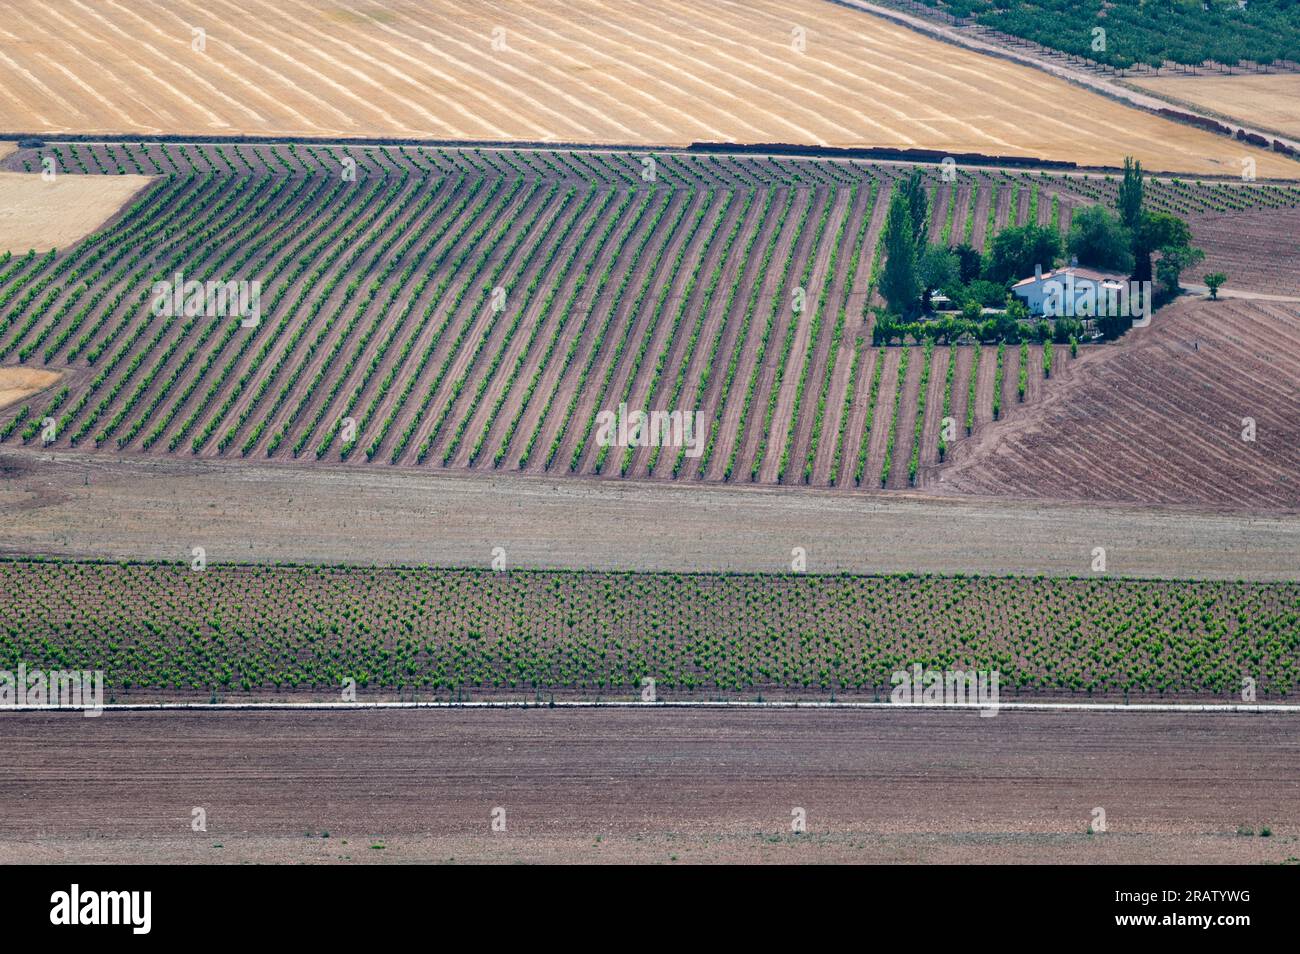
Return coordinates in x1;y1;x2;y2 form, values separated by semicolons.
1;708;1295;864
0;170;151;253
938;299;1300;513
1133;73;1300;140
0;366;58;410
0;0;1291;176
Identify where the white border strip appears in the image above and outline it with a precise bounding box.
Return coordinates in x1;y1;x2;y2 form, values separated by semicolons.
2;701;1296;713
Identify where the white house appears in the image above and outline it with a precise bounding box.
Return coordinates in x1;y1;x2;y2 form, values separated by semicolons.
1012;264;1129;317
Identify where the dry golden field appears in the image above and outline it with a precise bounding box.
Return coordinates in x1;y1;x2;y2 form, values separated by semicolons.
0;0;1291;175
0;367;60;410
0;171;152;253
1133;73;1300;140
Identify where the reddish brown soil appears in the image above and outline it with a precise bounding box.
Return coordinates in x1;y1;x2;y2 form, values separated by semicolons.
832;343;878;485
928;184;951;243
625;191;752;479
887;343;922;489
973;342;998;429
862;348;901;480
786;185;875;485
1190;207;1300;297
764;188;855;484
919;345;949;469
938;299;1300;512
698;191;813;481
0;708;1293;864
541;188;701;474
945;344;974;456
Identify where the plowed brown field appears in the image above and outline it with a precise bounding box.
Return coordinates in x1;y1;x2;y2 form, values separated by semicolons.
0;708;1294;864
1190;206;1300;297
939;299;1300;512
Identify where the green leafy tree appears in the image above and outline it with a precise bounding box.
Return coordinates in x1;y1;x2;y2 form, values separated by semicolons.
1067;205;1134;273
1117;157;1151;282
1052;317;1083;344
871;313;900;346
982;224;1062;286
880;191;921;319
919;244;961;310
1143;211;1203;295
1117;157;1144;231
1156;245;1205;295
900;169;928;252
952;243;983;284
1203;272;1227;300
1142;211;1193;253
967;279;1009;308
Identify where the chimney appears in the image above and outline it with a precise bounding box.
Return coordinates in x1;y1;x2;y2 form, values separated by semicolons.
1035;263;1043;280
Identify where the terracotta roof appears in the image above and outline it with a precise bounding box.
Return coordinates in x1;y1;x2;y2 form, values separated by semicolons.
1012;266;1129;288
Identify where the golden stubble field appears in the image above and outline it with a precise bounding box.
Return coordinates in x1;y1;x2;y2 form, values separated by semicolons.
0;170;153;253
0;0;1292;176
1133;73;1300;140
0;367;60;410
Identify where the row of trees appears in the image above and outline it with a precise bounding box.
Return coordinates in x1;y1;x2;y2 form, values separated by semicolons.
873;309;1082;347
921;0;1300;69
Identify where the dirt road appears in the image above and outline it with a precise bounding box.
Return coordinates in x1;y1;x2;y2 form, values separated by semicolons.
0;707;1293;863
1182;286;1300;303
2;449;1298;579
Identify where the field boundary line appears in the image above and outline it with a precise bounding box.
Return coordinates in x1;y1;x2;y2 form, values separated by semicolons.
0;132;1071;170
6;133;1293;183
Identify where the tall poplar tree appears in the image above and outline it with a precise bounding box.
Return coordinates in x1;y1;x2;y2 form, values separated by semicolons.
881;190;921;320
